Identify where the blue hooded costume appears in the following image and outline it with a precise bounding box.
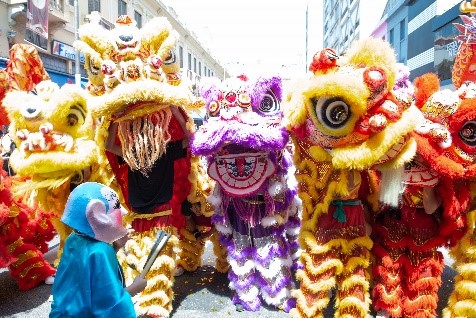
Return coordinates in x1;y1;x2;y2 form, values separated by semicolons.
50;182;135;318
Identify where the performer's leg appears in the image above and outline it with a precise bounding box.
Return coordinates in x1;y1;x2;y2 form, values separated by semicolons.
402;250;444;318
7;238;56;290
209;229;229;273
254;226;296;312
118;226;178;318
372;244;404;318
176;227;205;272
227;231;261;311
372;214;408;318
286;212;302;271
290;230;341;318
443;215;476;318
335;241;372;318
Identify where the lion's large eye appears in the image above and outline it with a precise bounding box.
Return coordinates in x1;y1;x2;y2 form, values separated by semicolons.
21;103;42;119
67;105;86;126
314;96;351;129
459;121;476;146
163;49;176;65
259;90;280;115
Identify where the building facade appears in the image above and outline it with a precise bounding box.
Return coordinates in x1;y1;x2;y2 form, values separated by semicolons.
0;0;227;88
322;0;387;55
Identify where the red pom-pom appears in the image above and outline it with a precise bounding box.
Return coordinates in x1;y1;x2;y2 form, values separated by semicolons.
309;48;338;73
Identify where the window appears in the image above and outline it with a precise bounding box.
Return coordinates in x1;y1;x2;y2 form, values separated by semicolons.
400;19;406;41
118;0;127;16
198;62;201;76
88;0;100;13
179;46;183;68
193;57;197;73
69;0;74;6
389;28;394;46
204;66;207;77
188;53;192;70
134;11;142;28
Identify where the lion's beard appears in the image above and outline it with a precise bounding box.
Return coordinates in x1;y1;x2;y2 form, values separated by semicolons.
378;164;405;208
117;108;172;174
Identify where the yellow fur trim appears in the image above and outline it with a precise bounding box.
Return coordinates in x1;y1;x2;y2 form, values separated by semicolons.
211;232;230;273
344;38;397;88
186;155;216;218
296;270;337;294
340;274;370;293
309;146;332;162
9;141;98;176
282;78;309;129
300;252;344;276
446;299;476;318
343;256;370;273
331;105;421;170
335;296;369;318
292;291;330;318
88;79;203;118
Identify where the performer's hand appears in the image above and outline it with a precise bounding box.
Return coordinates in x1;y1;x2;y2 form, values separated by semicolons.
126;275;147;296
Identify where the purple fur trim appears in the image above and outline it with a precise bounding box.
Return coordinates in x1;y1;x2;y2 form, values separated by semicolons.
218;232;233;247
292;261;304;271
281;149;294;170
227;245;255;261
286;216;301;229
288;240;300;251
198;77;222;107
274;188;297;212
191;121;289;156
282;297;297;313
255;241;291;264
256;275;293;297
249;76;283;116
228;270;256;290
211;213;226;226
232;294;261;312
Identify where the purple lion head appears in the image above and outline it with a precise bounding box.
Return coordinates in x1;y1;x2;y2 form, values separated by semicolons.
191;75;289;156
191;75;289;197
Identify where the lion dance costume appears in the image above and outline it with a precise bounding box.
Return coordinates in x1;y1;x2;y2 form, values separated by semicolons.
283;38;421;318
176;156;229;274
370;57;474;317
440;11;476;318
191;75;301;312
0;48;56;289
75;13;203;317
2;44;99;265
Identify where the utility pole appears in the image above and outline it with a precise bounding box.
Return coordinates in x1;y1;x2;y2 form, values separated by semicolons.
305;3;309;73
74;0;81;87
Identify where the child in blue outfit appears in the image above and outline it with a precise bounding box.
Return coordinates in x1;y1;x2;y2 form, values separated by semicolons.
50;182;147;318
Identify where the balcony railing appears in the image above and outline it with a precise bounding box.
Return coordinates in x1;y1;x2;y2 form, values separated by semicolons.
50;0;63;12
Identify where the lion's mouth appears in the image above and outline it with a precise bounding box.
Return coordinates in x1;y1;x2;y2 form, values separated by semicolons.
452;145;476;164
375;135;409;165
117;41;139;52
16;123;75;155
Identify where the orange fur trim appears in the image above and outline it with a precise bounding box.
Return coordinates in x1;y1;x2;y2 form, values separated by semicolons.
413;73;440;109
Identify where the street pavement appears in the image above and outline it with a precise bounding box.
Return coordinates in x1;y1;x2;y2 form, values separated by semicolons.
0;238;457;318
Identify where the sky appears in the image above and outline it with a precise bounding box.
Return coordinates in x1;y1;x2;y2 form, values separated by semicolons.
161;1;387;78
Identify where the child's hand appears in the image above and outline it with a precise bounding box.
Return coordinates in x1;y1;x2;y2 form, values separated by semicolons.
126;276;147;296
